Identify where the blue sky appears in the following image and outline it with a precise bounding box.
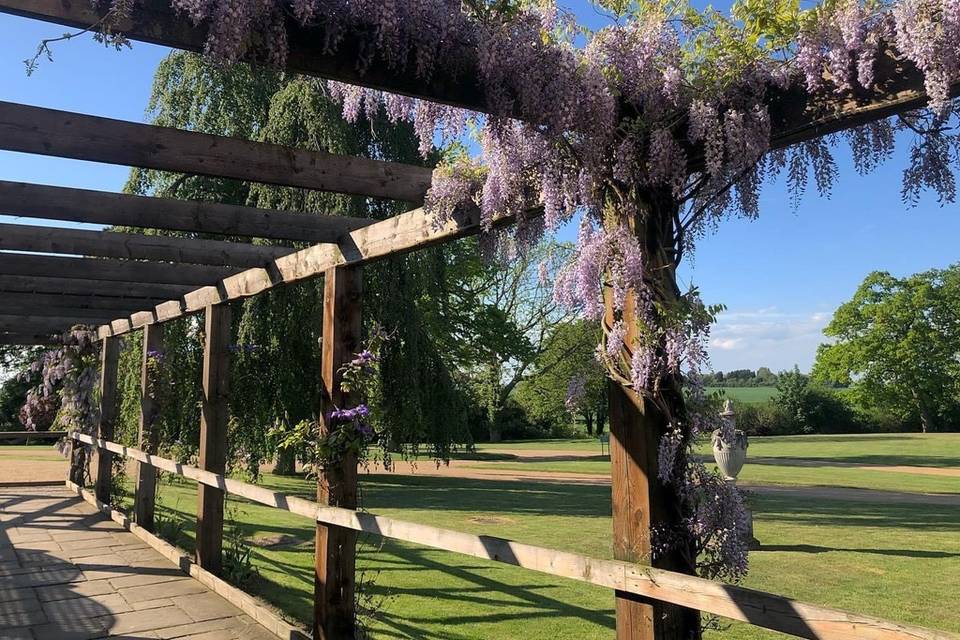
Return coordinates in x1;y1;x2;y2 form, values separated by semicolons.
2;10;959;374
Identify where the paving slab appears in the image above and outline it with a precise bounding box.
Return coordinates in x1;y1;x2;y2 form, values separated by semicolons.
0;486;282;639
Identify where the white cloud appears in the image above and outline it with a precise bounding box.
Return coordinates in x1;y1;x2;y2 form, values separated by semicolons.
707;308;831;373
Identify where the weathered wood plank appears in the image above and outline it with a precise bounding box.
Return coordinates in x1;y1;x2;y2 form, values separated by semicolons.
0;254;239;285
0;180;377;243
0;274;194;299
0;332;59;345
0;315;98;333
0;101;432;203
95;336;121;505
196;304;230;574
0;304;126;322
134;324;162;532
0;291;164;312
0;222;297;267
315;266;362;640
69;433;958;640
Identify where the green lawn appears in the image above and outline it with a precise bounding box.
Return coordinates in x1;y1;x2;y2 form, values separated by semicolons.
705;386;779;403
144;467;960;640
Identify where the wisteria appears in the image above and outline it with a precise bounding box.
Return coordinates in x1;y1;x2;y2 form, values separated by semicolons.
19;328;101;479
85;0;960;591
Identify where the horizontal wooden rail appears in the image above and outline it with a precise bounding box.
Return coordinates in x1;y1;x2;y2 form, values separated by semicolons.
0;180;376;243
0;254;239;286
0;275;195;299
0;430;65;438
0;101;432;203
69;432;955;640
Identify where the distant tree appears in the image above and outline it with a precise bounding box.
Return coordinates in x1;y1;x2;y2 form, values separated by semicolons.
514;320;608;436
462;241;575;441
813;267;960;433
755;367;776;385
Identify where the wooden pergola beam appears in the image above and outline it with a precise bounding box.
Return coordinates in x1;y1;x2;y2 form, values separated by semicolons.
1;291;165;311
0;181;378;244
0;0;947;153
0;101;432;203
0;222;297;268
0;274;193;299
0;254;239;286
0;332;59;346
0;315;98;333
1;304;129;322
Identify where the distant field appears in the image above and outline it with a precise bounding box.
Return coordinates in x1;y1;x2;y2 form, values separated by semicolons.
706;386;778;403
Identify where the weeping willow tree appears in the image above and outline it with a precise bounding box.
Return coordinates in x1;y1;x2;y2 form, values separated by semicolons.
115;51;473;474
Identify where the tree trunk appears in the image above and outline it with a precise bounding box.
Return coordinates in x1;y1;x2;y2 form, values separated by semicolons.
584;411;594;436
605;191;700;640
274;416;298;475
275;443;297;475
913;390;937;433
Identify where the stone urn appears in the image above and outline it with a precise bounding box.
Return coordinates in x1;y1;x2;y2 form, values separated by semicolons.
711;400;749;481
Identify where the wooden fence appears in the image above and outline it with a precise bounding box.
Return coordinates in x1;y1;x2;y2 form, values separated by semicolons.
0;430;66;442
68;431;956;640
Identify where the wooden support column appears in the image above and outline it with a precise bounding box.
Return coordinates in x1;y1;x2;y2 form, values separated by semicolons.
196;304;231;574
94;336;121;505
135;323;163;531
606;208;701;640
314;265;362;640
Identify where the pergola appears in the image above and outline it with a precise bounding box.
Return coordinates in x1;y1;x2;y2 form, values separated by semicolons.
0;3;953;640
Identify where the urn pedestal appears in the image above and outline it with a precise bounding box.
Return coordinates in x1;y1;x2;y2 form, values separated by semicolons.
712;400;760;550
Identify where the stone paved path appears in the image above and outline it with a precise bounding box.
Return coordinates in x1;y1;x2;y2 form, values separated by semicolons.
0;485;278;640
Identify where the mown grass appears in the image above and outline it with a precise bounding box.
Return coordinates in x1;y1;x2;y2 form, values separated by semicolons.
142;457;959;639
705;386;779;404
466;458;960;494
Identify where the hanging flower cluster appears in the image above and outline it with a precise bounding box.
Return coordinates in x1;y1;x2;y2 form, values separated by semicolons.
20;328;100;435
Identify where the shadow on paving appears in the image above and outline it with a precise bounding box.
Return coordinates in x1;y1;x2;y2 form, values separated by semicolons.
0;489;116;638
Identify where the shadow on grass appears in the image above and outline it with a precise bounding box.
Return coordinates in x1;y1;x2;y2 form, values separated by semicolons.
753;493;960;532
758;544;960;559
744;455;960;469
260;473;613;518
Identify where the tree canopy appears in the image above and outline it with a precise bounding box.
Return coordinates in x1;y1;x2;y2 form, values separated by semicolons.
814;265;960;432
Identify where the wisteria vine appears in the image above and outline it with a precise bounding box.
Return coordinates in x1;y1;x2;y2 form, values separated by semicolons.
85;0;960;587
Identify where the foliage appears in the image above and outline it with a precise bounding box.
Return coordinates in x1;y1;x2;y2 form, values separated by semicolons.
514;319;608;436
813;266;960;433
703;367;778;387
222;504;260;590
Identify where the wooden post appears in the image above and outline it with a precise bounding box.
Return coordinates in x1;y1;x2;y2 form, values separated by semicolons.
94;336;121;504
196;304;231;574
134;323;162;531
314;265;362;640
606;210;701;640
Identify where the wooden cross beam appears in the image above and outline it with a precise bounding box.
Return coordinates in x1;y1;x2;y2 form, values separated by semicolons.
0;222;297;268
0;332;59;346
0;274;194;299
0;0;947;152
0;315;99;333
1;291;166;311
0;181;377;243
1;304;130;322
0;254;239;286
0;101;433;203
